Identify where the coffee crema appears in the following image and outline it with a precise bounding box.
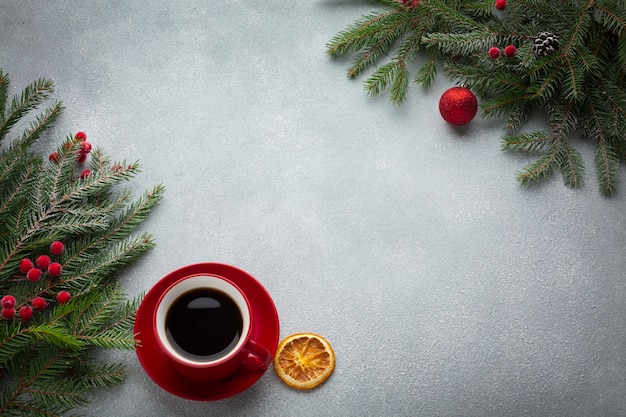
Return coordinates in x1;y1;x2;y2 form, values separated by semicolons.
165;288;243;362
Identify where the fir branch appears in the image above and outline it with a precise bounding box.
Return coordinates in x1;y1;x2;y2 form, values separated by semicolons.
556;139;586;187
503;103;533;133
26;324;84;351
481;92;533;118
501;131;552;152
57;233;156;296
349;19;414;78
586;82;622;194
69;362;126;391
422;0;485;32
526;54;565;104
72;285;139;350
0;70;163;415
0;139;39;199
0;321;36;368
0;78;55;144
414;48;439;88
58;183;164;292
424;31;498;56
594;136;620;195
328;0;626;194
0;163;37;233
23;379;89;412
595;0;626;42
326;8;401;58
512;0;571;25
0;70;9;120
390;63;410;103
19;102;64;151
363;28;423;103
0;347;83;417
516;145;559;185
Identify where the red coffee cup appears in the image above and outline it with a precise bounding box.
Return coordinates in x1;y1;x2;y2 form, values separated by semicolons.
154;274;271;382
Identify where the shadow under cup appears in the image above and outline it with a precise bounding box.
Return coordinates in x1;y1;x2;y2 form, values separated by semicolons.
154;275;270;382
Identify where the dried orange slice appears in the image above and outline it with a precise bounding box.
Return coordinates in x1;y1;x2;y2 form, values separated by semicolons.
273;333;335;390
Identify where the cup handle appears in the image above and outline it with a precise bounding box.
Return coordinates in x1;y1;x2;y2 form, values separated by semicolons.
241;339;272;372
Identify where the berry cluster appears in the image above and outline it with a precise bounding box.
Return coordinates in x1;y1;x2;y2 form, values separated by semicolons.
48;131;93;166
48;131;131;179
489;45;517;59
1;241;72;321
489;1;515;59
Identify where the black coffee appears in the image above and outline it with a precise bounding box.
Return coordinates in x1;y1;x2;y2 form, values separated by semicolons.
165;288;243;361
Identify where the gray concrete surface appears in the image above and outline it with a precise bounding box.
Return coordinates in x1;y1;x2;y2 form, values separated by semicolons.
1;1;625;416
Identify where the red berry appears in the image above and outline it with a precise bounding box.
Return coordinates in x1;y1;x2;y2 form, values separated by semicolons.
36;255;51;269
19;258;34;274
1;295;16;309
50;241;64;255
2;308;15;319
76;152;88;163
26;268;42;282
32;297;47;311
48;262;62;278
504;44;517;57
80;169;91;179
19;305;33;321
75;131;87;141
49;152;60;162
80;141;92;154
489;47;501;59
56;291;71;304
495;0;506;10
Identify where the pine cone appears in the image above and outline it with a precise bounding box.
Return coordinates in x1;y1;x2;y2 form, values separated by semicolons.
533;32;559;57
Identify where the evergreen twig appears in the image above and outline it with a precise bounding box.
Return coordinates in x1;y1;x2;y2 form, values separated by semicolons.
327;0;626;195
0;71;164;416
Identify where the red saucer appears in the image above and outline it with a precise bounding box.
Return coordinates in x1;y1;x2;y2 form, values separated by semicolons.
134;263;280;401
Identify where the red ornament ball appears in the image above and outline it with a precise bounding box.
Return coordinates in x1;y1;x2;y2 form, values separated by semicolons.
57;291;71;304
495;0;506;10
75;131;87;141
80;169;91;179
50;241;65;255
48;262;62;278
19;258;34;274
19;305;33;321
32;296;47;311
439;87;478;125
1;295;16;309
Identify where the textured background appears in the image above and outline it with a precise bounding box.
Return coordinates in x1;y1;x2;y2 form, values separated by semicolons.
1;1;626;416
